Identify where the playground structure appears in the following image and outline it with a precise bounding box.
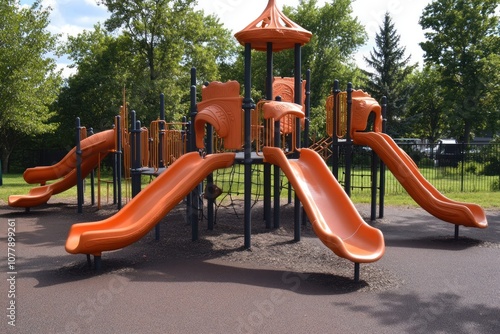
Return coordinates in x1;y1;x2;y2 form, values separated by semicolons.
10;0;488;280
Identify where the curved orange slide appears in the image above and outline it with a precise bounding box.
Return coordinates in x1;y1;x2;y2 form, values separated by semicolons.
352;131;487;228
23;129;115;184
263;147;385;263
65;152;235;256
8;152;108;208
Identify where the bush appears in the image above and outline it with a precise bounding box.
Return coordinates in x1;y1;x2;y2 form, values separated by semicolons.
491;179;500;192
419;157;435;168
459;161;484;175
482;158;500;176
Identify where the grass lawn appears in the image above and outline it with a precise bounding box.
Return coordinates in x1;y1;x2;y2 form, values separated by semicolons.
1;171;499;209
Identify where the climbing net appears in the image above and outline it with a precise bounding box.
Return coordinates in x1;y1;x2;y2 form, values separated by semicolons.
203;163;265;220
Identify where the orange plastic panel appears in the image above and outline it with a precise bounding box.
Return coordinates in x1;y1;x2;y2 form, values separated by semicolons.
195;81;244;150
263;147;385;263
350;90;383;135
234;0;312;51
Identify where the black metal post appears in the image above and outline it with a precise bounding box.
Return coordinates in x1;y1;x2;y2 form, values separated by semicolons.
76;117;83;213
116;115;122;210
379;96;387;218
274;107;281;229
189;68;200;241
371;149;378;222
207;123;215;230
332;80;340;179
264;42;273;229
345;83;353;197
243;43;255;249
131;118;142;197
159;93;165;168
293;43;302;242
354;262;360;283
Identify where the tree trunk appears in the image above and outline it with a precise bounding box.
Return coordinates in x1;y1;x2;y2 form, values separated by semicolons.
1;150;10;173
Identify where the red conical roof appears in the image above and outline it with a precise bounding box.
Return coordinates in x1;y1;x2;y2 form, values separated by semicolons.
234;0;312;52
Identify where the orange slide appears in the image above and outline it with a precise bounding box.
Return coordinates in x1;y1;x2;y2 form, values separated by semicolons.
9;130;115;208
8;151;109;208
263;147;385;263
23;129;115;184
352;131;487;228
65;152;235;256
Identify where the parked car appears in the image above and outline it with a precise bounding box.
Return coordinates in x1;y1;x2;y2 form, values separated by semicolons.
435;139;463;167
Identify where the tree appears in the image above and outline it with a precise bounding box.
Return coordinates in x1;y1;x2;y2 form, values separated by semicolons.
281;0;367;107
55;25;132;145
419;0;500;142
363;12;416;137
405;66;448;142
98;0;238;122
0;0;62;172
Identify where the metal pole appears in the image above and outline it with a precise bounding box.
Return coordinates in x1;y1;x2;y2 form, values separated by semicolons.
264;42;273;229
345;83;353;197
131;118;142;197
207;122;214;230
76;117;83;213
379;96;387;218
116;115;122;210
332;80;340;179
273;97;282;229
243;43;255;249
189;68;199;241
293;43;302;242
159;93;165;168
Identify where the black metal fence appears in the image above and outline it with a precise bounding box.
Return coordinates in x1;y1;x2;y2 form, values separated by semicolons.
340;142;500;194
8;142;500;195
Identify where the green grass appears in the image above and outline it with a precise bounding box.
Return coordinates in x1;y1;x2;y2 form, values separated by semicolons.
1;170;499;209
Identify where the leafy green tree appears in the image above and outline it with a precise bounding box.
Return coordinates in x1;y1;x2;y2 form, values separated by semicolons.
98;0;238;122
0;0;62;172
419;0;500;142
405;66;448;142
362;12;417;137
281;0;367;107
55;25;132;144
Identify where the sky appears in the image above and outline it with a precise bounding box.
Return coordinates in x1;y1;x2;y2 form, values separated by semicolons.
20;0;433;77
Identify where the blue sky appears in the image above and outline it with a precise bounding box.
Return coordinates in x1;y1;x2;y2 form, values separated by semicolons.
20;0;432;76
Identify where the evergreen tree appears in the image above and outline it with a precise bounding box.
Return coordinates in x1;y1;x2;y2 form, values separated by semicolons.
363;12;416;136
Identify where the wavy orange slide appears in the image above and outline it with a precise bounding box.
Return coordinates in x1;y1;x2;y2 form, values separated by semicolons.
65;152;235;256
352;131;487;228
263;147;385;263
8;151;109;208
23;129;115;184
